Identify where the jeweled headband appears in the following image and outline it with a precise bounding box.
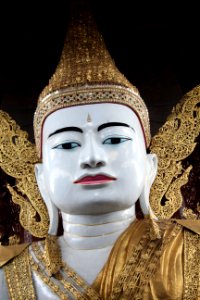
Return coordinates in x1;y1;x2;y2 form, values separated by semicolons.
33;2;151;158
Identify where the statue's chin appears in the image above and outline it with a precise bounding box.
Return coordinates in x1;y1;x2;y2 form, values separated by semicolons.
60;201;135;216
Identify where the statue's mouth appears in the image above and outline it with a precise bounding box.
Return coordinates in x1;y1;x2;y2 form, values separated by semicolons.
74;174;117;185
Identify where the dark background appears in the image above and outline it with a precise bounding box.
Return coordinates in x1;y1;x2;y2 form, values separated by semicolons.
0;1;200;142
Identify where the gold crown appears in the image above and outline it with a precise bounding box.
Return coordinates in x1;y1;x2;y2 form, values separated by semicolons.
34;2;150;157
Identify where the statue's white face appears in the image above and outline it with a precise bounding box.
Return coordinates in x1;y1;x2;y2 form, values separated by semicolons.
40;103;149;215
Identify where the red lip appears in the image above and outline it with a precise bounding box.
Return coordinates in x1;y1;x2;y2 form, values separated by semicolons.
74;174;116;185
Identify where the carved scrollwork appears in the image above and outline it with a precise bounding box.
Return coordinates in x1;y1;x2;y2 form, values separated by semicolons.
150;84;200;219
0;110;49;238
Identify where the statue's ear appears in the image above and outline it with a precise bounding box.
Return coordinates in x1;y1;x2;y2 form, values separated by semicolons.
139;154;158;217
35;163;59;235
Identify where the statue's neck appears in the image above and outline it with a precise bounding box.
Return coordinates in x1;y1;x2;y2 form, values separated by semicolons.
61;206;136;250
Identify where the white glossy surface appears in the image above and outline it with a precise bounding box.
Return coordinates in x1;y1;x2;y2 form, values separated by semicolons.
33;103;157;290
61;205;135;250
0;103;158;298
37;103;149;215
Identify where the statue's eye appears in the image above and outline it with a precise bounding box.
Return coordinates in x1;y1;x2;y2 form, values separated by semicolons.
103;137;131;145
53;142;80;149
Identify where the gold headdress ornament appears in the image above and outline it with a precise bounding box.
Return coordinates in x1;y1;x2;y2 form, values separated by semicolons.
34;0;150;158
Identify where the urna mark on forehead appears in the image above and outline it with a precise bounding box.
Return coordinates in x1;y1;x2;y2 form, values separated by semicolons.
42;103;145;142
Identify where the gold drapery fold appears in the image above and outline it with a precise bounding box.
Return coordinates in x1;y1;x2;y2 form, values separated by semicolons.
148;226;183;299
93;219;200;300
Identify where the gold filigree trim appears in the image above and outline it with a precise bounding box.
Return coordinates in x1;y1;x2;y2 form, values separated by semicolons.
182;208;198;220
30;241;101;299
44;235;62;276
38;4;136;99
0;110;49;237
4;247;36;300
163;166;192;217
8;235;20;246
150;85;200;218
34;84;150;157
111;219;181;299
183;229;200;299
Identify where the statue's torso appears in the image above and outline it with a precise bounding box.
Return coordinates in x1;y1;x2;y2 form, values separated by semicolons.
1;219;200;300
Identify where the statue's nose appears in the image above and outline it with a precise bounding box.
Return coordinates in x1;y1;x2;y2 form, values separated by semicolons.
79;136;107;169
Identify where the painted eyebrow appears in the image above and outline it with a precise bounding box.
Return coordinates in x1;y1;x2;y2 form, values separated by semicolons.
97;122;134;132
48;127;83;138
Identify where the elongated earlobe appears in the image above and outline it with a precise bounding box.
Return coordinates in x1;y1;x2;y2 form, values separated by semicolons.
35;164;59;235
139;154;158;217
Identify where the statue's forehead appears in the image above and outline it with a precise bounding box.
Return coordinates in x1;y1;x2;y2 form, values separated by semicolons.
44;103;140;129
42;103;146;154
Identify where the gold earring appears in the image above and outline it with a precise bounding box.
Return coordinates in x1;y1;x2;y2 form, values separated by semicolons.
44;234;62;276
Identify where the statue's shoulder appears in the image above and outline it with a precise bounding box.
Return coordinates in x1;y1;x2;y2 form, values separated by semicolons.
135;217;200;243
175;219;200;235
0;242;30;268
0;242;37;300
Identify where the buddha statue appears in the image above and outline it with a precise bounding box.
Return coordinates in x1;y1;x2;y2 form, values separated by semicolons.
0;1;200;299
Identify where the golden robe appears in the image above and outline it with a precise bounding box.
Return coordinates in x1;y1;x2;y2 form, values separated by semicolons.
1;218;200;299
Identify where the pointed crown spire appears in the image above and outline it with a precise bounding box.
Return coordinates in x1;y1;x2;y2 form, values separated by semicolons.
34;0;150;157
39;1;134;96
